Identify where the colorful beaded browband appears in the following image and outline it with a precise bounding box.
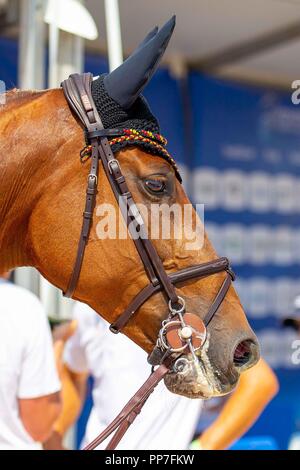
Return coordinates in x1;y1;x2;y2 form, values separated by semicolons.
80;128;182;182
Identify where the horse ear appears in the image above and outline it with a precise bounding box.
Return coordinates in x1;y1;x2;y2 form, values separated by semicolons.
133;25;159;55
104;16;176;109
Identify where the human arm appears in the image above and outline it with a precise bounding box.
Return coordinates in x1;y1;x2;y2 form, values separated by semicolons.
43;307;97;450
17;301;62;443
197;358;279;450
19;393;61;443
43;363;88;450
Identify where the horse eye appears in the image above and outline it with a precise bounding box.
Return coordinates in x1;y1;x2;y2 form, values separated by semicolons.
144;178;166;194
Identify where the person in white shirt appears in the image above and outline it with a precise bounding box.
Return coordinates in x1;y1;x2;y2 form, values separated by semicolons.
45;301;278;451
0;272;61;450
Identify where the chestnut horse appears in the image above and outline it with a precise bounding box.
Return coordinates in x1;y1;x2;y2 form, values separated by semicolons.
0;20;259;399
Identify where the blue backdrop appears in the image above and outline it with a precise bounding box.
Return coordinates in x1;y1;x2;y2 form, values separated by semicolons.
1;37;300;450
189;73;300;449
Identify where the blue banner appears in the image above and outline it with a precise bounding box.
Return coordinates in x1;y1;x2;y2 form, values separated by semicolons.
189;72;300;448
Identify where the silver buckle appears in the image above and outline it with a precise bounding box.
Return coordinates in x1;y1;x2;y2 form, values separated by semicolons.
88;174;98;185
108;159;120;175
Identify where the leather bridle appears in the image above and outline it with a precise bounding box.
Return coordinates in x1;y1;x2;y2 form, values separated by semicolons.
62;73;235;450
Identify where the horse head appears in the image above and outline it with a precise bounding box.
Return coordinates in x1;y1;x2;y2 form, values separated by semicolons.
0;17;259;399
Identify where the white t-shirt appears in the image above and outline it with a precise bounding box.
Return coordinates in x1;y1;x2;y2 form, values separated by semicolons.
64;303;203;450
0;281;61;450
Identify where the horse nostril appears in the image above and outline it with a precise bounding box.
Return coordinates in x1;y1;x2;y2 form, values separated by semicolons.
233;339;257;368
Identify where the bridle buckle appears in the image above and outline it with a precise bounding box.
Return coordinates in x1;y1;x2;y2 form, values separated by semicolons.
108;159;120;175
88;173;98;186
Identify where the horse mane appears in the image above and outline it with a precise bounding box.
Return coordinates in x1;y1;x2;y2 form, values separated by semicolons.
1;88;47;113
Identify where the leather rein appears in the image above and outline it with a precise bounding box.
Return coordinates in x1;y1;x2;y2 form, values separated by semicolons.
62;73;235;450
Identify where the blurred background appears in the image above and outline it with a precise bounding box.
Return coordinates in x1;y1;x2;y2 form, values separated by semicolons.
1;0;300;450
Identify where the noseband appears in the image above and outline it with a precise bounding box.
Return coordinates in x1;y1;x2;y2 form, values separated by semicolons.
62;73;235;450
